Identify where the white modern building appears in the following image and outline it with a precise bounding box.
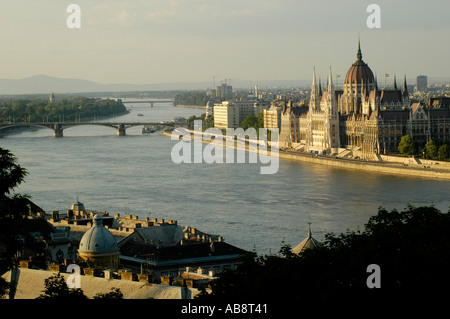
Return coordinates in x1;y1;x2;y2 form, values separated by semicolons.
213;100;269;129
213;101;240;129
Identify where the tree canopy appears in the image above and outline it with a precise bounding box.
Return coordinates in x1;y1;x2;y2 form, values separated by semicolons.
37;273;87;300
197;204;450;304
0;147;27;200
36;273;123;300
398;134;416;156
0;147;33;273
0;97;126;123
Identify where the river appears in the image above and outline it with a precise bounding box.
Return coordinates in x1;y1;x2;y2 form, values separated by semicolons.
1;100;449;255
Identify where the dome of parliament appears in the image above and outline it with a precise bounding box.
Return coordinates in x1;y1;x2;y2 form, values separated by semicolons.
344;40;375;85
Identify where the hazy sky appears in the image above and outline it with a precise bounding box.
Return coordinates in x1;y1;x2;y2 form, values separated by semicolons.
0;0;449;86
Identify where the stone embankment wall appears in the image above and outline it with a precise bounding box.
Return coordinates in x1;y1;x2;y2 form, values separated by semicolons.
163;128;450;180
279;151;450;180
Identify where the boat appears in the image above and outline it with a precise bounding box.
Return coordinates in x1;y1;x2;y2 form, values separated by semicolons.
172;116;186;123
142;125;156;134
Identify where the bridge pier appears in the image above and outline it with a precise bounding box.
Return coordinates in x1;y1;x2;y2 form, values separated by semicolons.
53;124;63;138
117;124;126;136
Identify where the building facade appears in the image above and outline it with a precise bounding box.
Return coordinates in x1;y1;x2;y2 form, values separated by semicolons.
214;100;269;129
213;101;240;129
416;75;428;92
280;40;450;158
263;101;283;130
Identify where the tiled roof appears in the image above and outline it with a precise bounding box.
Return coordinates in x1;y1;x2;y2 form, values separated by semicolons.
120;240;246;263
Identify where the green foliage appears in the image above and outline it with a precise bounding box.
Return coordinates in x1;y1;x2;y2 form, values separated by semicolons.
0;97;126;123
198;205;450;303
424;140;438;159
0;277;9;299
240;114;258;130
174;91;209;106
203;115;214;130
186;113;213;131
93;287;124;299
240;113;264;131
398;135;416;156
0;147;28;199
0;148;34;272
438;144;449;160
37;273;87;300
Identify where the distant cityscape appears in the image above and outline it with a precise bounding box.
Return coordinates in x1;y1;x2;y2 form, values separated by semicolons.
202;41;450;162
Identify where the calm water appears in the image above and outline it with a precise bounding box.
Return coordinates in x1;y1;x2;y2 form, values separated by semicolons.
1;100;449;254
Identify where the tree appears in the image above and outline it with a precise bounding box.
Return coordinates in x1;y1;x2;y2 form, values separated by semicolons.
203;115;214;130
397;135;416;156
197;205;450;303
0;147;28;199
424;140;438;159
93;287;123;299
256;112;264;129
438;144;449;161
240;114;259;130
0;148;37;274
37;273;87;300
0;277;9;299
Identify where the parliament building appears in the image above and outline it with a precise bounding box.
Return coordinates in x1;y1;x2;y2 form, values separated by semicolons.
279;40;450;159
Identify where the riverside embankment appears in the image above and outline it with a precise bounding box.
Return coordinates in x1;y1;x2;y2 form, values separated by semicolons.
163;128;450;180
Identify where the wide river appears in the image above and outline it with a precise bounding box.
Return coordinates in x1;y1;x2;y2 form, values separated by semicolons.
1;100;449;255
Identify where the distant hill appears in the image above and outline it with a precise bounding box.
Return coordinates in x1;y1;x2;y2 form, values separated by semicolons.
0;75;150;95
0;75;312;95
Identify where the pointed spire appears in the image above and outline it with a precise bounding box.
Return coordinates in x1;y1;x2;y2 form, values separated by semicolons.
357;37;362;61
318;77;322;97
310;68;319;110
328;66;333;90
312;67;316;88
394;74;397;90
403;75;409;98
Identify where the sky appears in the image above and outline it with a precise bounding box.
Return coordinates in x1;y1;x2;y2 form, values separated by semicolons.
0;0;449;87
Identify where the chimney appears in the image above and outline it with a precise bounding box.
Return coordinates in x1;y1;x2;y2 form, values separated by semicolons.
160;276;173;286
51;211;60;222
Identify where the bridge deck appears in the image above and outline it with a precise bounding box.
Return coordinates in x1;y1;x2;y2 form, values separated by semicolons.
122;100;173;103
0;122;184;126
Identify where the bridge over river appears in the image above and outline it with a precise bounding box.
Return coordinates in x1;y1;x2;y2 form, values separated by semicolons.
122;100;175;107
0;121;186;137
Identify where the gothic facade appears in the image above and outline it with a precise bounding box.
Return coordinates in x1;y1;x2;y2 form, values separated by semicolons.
280;40;450;159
